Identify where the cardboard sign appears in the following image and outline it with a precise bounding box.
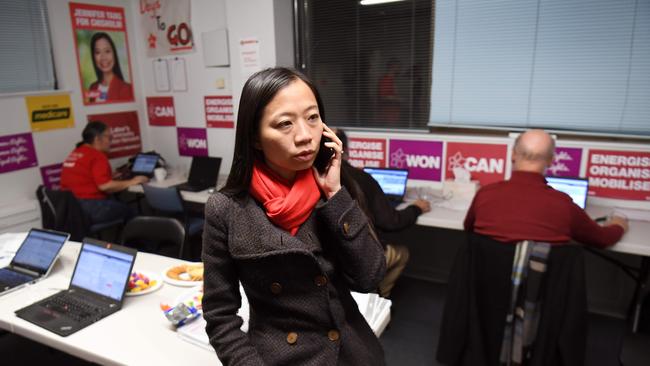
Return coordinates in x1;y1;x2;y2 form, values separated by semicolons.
177;127;208;156
70;2;134;105
87;111;142;159
347;137;386;168
140;0;194;57
26;94;74;132
389;139;443;181
445;142;507;186
146;96;176;126
40;163;63;190
204;96;234;128
586;149;650;201
0;133;38;174
547;147;582;177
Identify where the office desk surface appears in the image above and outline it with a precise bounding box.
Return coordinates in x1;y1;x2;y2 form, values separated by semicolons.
406;200;650;257
0;240;221;366
127;174;216;204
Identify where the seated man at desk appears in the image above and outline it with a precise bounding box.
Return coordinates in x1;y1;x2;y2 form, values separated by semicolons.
464;129;628;247
336;129;431;297
60;121;148;225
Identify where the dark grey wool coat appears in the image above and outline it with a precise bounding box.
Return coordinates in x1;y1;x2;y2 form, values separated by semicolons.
201;187;387;366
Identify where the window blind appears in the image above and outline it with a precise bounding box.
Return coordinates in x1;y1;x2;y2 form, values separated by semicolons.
429;0;650;136
0;0;56;93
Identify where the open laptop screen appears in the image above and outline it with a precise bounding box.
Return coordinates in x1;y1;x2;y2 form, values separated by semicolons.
546;176;589;209
188;156;221;186
363;167;409;198
70;242;135;301
131;154;159;175
11;229;68;274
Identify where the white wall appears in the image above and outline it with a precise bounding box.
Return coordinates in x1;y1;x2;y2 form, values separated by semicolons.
0;0;147;232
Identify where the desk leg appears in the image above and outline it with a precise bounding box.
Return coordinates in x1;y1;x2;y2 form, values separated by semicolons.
631;256;649;333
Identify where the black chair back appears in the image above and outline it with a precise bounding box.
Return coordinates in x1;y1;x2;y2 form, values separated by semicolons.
121;216;185;258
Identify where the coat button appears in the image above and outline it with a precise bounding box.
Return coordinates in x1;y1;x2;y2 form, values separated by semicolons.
328;329;340;342
314;275;328;287
270;282;282;295
342;222;350;234
287;332;298;345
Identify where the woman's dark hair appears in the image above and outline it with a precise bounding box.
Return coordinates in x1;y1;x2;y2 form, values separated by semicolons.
77;121;108;148
90;32;125;83
221;67;326;197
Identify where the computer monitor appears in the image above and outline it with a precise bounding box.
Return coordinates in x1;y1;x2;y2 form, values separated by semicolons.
131;153;159;176
363;167;409;202
546;176;589;209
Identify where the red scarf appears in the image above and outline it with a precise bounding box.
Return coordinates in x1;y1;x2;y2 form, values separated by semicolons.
249;162;321;235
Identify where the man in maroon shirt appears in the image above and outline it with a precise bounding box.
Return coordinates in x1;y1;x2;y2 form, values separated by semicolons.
464;129;628;248
61;121;148;225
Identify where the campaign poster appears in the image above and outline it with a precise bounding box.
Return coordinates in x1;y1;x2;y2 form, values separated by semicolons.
139;0;194;57
445;142;508;186
347;137;387;168
586;149;650;201
70;2;134;105
177;127;208;157
205;96;234;128
389;139;443;181
0;133;38;174
26;94;74;132
87;112;142;159
547;147;582;177
146;96;176;126
40;163;64;190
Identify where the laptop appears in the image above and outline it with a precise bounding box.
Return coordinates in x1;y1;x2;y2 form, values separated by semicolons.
363;167;409;206
15;238;137;337
130;153;159;177
0;228;69;296
177;156;222;192
546;176;589;209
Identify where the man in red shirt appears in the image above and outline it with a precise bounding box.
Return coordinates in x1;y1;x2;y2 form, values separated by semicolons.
464;129;628;248
61;121;148;225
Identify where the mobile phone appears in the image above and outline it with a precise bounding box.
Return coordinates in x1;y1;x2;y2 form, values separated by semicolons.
314;136;335;174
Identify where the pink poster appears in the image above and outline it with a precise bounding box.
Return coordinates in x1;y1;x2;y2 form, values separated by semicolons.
586;149;650;201
445;142;508;186
40;163;63;190
389;139;443;181
177;127;208;156
548;147;583;177
0;133;38;174
347;137;386;168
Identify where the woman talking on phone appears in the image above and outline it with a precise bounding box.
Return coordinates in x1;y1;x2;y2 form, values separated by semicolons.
201;67;387;365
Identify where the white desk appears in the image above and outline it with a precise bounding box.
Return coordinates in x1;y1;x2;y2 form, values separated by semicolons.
126;174;227;204
0;236;390;365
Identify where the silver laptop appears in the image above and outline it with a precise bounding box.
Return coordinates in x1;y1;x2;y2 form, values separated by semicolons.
0;228;69;295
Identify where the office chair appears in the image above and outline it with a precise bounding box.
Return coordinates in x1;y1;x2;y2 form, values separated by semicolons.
437;233;588;366
36;185;123;241
141;184;204;259
121;216;185;258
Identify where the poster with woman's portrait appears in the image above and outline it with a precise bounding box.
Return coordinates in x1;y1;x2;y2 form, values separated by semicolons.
69;2;134;105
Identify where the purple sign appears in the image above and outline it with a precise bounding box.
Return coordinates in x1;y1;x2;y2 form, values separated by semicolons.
177;127;208;157
0;132;38;174
40;163;63;190
547;147;582;177
389;139;444;181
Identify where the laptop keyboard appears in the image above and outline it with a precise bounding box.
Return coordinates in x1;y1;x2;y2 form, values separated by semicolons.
0;268;34;286
43;293;104;322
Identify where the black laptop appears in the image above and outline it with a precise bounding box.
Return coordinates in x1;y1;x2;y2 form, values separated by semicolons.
15;238;137;337
177;156;222;192
363;167;410;207
0;228;69;295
